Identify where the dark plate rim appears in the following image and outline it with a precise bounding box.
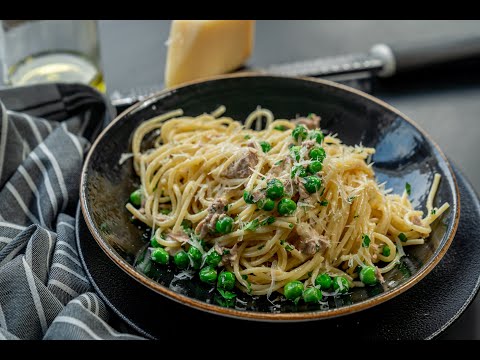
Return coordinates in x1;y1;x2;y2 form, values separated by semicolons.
80;73;460;321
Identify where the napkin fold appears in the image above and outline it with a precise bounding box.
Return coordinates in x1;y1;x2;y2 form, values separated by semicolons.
0;83;144;340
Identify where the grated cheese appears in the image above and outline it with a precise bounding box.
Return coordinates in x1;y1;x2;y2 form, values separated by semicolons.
118;152;134;165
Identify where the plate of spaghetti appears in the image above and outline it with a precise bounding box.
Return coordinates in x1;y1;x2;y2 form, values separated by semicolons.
81;74;459;320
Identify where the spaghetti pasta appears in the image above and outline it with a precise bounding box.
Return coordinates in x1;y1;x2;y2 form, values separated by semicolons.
126;107;449;299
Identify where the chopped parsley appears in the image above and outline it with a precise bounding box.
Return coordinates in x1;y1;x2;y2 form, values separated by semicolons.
223;249;230;255
243;217;275;231
274;125;287;131
260;216;276;226
218;288;236;300
396;261;411;278
244;135;251;140
289;223;294;229
289;145;301;161
398;233;408;242
319;200;329;206
362;234;371;247
181;220;193;234
319;187;326;197
431;209;436;215
274;160;283;166
260;141;271;153
243;191;255;204
405;182;411;196
243;219;260;231
215;289;237;307
280;240;294;252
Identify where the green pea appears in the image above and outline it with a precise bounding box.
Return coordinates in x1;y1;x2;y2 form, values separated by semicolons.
258;198;275;211
315;273;332;290
289;145;302;161
309;147;326;162
303;287;323;303
205;250;222;267
151;248;169;265
332;276;350;294
304;176;322;193
174;250;190;269
382;245;391;257
129;189;142;207
150;234;162;248
266;179;284;200
291;165;307;179
199;266;217;284
217;271;236;290
215;216;234;234
243;191;255;204
188;246;203;268
360;266;377;285
309;130;324;144
307;160;323;174
260;141;271;153
278;198;297;216
292;125;308;142
284;280;304;300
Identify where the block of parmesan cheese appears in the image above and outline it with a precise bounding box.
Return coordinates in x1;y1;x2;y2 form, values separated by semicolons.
165;20;255;88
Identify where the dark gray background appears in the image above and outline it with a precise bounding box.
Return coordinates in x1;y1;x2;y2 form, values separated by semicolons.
98;20;480;340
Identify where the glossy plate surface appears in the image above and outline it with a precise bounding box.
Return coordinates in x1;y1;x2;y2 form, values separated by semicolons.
80;74;459;321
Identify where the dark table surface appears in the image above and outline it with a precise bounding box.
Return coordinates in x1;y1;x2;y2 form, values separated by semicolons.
98;20;480;340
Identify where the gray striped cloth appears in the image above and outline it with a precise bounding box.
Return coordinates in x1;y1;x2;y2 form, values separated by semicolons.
0;83;144;340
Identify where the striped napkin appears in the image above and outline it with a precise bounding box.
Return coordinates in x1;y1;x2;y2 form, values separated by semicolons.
0;83;144;340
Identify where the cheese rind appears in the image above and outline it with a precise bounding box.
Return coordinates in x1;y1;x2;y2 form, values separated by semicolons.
165;20;255;88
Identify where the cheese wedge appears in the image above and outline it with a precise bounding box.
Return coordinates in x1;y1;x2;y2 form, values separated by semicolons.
165;20;255;88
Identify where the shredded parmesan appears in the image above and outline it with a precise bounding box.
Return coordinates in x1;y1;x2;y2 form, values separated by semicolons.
266;260;277;301
118;152;134;165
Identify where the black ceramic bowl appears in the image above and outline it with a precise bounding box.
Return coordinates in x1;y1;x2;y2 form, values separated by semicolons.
80;74;459;321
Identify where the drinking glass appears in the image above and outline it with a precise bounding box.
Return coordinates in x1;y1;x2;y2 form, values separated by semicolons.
0;20;104;92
